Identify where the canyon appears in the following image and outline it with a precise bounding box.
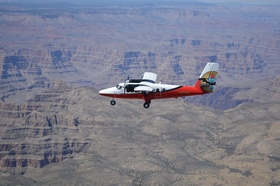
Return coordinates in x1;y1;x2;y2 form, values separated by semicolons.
0;84;279;185
0;1;280;185
1;1;280;108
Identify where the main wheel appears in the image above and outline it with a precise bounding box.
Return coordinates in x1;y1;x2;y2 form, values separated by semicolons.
110;100;116;106
143;103;150;109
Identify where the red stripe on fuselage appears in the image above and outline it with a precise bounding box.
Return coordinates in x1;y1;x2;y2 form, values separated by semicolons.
159;85;205;98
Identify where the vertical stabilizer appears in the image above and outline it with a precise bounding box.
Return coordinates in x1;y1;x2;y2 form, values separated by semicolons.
195;62;219;93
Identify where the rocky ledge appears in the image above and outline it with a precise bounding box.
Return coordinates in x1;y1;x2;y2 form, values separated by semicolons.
0;82;89;175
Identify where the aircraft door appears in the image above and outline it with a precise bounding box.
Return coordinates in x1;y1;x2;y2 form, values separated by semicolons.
125;84;137;93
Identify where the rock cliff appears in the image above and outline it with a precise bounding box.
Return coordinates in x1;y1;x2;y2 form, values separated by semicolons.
0;2;280;185
0;2;280;109
0;83;279;185
0;82;89;175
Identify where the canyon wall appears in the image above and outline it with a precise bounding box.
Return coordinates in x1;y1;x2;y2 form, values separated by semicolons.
0;83;279;185
0;3;280;108
0;2;280;185
0;82;89;175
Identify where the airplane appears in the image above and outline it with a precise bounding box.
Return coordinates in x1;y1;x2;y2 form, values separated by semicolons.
99;62;219;108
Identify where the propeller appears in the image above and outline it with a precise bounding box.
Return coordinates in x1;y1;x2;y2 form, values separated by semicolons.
124;74;130;93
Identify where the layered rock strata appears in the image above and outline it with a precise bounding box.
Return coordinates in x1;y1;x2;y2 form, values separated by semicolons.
0;3;280;109
0;83;89;175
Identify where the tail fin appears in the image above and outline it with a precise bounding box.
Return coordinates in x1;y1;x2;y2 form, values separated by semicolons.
194;62;219;93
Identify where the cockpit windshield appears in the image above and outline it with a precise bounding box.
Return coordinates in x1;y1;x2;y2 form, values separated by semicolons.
116;84;122;89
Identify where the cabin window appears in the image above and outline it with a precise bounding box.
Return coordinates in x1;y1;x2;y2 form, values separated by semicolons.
116;85;122;89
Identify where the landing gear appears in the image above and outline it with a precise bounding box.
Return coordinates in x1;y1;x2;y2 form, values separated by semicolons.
143;103;150;109
110;99;151;108
143;101;151;109
110;100;116;106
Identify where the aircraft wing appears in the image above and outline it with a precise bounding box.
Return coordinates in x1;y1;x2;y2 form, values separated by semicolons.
141;72;157;83
134;86;154;92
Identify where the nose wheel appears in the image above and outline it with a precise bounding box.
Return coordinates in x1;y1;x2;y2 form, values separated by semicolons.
110;100;116;106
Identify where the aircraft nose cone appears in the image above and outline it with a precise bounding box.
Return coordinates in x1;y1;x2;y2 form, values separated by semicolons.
99;87;115;96
99;89;107;95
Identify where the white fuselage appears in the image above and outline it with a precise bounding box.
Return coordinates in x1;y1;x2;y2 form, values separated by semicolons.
99;81;180;95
